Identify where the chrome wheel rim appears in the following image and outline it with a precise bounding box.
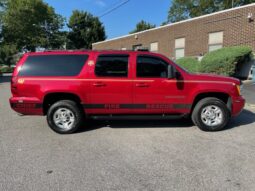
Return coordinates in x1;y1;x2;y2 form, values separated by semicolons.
53;108;75;131
201;105;223;127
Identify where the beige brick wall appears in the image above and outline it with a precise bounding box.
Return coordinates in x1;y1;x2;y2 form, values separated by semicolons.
93;4;255;59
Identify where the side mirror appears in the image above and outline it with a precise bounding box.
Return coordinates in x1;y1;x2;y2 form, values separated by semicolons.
168;65;176;79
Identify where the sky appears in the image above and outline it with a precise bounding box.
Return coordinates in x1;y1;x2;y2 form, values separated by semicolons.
44;0;171;39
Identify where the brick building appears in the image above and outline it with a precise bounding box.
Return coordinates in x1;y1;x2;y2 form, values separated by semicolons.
93;4;255;60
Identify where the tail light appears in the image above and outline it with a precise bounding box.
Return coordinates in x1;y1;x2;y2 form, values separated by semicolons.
11;76;18;95
11;55;26;95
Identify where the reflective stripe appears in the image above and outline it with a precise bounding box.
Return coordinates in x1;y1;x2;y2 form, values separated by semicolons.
83;104;192;109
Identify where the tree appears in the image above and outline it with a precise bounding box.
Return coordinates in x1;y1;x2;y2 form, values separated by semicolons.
167;0;255;23
0;0;7;36
0;0;7;18
2;0;65;51
67;10;106;49
0;43;18;66
129;20;156;34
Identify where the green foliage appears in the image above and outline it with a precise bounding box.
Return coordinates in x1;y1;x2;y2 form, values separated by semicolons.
0;0;7;19
0;0;7;39
0;43;18;66
2;0;65;51
0;65;14;73
167;0;255;23
200;46;252;76
129;20;156;34
176;57;201;73
67;10;106;49
161;21;169;26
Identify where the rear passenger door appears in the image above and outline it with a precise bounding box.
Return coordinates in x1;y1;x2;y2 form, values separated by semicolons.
87;53;133;114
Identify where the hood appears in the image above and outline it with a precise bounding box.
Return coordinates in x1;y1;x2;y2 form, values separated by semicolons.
189;73;241;85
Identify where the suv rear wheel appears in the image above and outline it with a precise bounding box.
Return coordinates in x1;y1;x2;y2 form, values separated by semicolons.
191;97;230;131
47;100;84;134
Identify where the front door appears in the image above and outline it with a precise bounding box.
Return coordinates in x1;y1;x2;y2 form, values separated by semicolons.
87;53;133;114
133;54;187;114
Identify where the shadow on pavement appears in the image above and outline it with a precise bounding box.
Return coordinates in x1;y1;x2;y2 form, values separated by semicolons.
78;109;255;133
78;118;193;133
0;76;11;83
226;109;255;130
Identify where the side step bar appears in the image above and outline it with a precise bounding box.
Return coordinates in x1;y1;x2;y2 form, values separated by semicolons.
88;114;188;120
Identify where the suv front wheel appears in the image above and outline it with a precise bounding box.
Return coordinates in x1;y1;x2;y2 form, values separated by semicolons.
47;100;84;134
191;97;230;131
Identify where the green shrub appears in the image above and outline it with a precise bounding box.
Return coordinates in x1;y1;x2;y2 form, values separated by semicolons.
176;57;201;73
200;46;252;76
0;66;14;73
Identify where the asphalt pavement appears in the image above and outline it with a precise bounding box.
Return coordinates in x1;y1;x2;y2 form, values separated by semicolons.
1;77;255;191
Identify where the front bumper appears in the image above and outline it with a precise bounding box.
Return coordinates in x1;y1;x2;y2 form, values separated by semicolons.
232;95;245;116
9;97;43;115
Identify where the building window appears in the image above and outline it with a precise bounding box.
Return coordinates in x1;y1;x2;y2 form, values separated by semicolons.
150;42;158;52
175;38;185;59
208;31;223;52
133;44;142;51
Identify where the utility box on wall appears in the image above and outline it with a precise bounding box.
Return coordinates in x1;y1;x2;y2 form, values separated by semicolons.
237;58;254;80
247;58;255;80
251;64;255;82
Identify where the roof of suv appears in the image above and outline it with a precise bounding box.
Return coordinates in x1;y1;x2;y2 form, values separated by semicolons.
25;50;151;56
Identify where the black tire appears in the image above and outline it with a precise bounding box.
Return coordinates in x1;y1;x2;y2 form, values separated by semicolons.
191;97;230;131
47;100;84;134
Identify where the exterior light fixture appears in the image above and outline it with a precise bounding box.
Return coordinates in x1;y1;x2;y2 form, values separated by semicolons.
247;13;254;22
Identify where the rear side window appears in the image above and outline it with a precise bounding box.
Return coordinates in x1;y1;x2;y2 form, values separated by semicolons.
95;55;129;77
19;54;88;76
137;56;168;78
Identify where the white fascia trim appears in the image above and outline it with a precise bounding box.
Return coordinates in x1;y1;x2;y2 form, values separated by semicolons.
93;3;255;45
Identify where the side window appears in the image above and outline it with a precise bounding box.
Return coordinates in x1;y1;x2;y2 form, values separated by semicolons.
19;55;88;77
137;56;168;78
95;55;129;77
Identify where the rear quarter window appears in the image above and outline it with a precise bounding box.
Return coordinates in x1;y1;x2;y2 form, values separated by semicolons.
19;54;88;77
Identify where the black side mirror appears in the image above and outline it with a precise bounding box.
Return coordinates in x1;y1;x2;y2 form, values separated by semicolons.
168;65;176;79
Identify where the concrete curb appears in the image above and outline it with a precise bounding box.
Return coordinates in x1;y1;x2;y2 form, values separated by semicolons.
0;73;12;77
245;104;255;112
246;103;255;108
242;80;254;85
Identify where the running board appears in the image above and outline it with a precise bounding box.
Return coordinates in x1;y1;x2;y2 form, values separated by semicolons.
88;114;188;120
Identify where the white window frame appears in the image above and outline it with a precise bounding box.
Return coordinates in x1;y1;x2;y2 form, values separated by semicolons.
150;42;159;52
175;38;185;59
208;31;223;52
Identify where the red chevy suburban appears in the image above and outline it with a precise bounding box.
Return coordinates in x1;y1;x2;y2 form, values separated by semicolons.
10;50;245;134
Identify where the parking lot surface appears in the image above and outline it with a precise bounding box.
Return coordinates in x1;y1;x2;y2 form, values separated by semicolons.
1;78;255;191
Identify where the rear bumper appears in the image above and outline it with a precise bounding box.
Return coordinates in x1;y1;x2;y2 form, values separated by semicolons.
232;95;245;116
9;97;43;115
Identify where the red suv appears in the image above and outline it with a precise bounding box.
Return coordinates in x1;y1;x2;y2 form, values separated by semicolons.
10;50;245;134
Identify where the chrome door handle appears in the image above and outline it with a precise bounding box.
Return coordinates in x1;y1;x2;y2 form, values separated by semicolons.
136;83;149;87
93;82;106;87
